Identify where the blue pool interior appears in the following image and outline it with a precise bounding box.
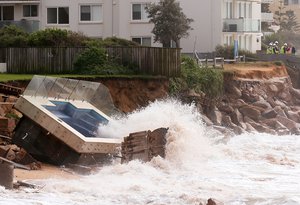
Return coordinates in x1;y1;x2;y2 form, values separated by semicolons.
43;101;109;138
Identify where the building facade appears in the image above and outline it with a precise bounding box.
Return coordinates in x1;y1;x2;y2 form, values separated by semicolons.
0;0;262;53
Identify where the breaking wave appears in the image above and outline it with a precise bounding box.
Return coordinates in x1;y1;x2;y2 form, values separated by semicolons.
1;99;300;205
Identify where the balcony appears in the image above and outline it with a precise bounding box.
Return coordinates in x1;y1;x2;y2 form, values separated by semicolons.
0;20;39;33
223;18;261;33
0;0;39;3
261;12;274;22
261;0;274;3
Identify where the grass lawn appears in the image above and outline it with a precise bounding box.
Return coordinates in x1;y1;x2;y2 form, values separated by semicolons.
0;73;165;82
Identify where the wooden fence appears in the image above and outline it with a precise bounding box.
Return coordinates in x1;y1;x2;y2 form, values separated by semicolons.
1;47;181;77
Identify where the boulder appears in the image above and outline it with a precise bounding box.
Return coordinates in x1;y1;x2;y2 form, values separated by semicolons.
268;84;279;93
278;91;292;102
262;109;278;119
227;85;242;98
206;198;224;205
207;107;223;126
230;108;244;126
244;116;276;134
274;106;287;118
233;99;247;108
241;90;259;103
262;119;286;130
276;116;300;134
232;124;244;135
266;97;277;108
290;87;300;100
252;100;272;110
217;102;234;114
245;122;257;132
285;110;300;123
222;115;235;127
277;128;291;135
274;99;288;109
239;105;261;121
201;115;213;126
212;125;235;137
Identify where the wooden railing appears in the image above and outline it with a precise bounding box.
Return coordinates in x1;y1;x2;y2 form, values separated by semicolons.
1;47;181;77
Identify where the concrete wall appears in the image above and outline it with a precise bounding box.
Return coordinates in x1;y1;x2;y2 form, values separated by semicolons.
180;0;223;53
40;0;109;38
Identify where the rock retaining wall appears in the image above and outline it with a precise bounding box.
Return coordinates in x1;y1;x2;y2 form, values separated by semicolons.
199;75;300;135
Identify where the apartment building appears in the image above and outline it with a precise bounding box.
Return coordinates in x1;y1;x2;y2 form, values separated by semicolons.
0;0;262;53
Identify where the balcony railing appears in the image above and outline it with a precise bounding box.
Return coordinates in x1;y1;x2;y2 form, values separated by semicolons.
261;0;274;3
261;12;274;22
0;20;39;33
223;18;261;33
0;0;39;1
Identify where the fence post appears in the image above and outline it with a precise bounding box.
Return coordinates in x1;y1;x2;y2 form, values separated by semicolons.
221;57;224;69
214;58;217;68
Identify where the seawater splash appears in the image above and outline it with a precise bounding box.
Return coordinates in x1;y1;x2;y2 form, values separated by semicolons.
97;99;216;164
1;99;300;205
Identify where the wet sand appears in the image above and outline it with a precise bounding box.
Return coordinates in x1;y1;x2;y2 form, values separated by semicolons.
14;163;79;181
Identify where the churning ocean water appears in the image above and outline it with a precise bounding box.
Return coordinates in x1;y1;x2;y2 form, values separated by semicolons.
1;99;300;205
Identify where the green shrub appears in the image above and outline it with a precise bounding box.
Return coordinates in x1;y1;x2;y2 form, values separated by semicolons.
215;45;256;60
274;61;282;66
0;25;28;47
28;28;87;46
170;56;224;98
85;37;140;47
73;46;137;75
74;47;107;71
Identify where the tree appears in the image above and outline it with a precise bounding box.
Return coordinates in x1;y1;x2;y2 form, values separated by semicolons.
284;10;300;32
261;3;271;13
146;0;193;48
274;1;300;33
274;0;287;31
261;3;272;31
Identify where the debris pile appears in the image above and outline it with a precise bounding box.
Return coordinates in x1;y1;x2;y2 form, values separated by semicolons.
0;93;21;137
121;128;168;163
0;86;40;171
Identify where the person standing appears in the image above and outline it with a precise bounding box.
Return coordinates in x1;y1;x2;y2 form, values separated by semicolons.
267;42;274;54
274;41;279;54
280;43;287;54
292;46;296;55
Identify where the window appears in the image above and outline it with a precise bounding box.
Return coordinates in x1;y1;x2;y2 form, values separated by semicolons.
225;2;232;18
47;7;69;24
292;0;299;4
132;4;148;21
284;0;289;5
132;37;151;46
80;5;102;22
0;6;14;21
23;5;38;17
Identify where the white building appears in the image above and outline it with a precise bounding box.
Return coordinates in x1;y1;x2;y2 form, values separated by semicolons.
0;0;262;53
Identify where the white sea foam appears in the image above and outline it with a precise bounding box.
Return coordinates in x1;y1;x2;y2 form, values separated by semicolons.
1;99;300;205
